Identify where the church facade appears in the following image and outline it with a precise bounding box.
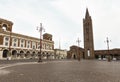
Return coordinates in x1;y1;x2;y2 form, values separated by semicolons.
67;8;95;59
67;8;120;60
0;18;54;60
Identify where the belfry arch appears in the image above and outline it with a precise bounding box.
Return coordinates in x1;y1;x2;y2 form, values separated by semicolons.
0;18;13;32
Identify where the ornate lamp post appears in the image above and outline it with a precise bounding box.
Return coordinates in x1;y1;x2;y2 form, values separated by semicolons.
37;23;45;62
76;38;81;61
7;30;12;60
105;37;111;62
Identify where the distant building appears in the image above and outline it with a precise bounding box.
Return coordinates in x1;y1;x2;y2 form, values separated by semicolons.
54;49;67;59
67;45;84;59
95;49;120;60
0;18;54;60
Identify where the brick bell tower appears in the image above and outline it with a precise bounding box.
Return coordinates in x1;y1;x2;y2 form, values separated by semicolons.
83;8;95;59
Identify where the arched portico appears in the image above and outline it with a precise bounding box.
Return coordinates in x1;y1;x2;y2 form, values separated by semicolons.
2;49;9;58
20;50;24;58
31;51;36;59
12;50;17;58
26;51;30;58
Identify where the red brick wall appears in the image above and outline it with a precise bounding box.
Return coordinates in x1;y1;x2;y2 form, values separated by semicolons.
0;35;4;45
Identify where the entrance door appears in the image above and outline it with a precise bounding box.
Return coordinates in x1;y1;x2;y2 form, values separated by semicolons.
12;50;17;58
73;54;76;59
82;52;85;59
3;49;9;58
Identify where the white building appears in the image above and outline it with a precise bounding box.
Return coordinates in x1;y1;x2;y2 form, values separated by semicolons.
54;49;67;59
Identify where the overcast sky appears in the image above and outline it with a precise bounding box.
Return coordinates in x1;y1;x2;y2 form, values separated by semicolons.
0;0;120;50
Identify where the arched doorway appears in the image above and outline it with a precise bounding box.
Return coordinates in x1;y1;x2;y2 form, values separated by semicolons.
37;52;40;56
26;51;30;58
12;50;17;58
20;51;24;58
2;49;9;58
73;54;76;59
20;51;24;53
32;51;35;59
37;52;41;59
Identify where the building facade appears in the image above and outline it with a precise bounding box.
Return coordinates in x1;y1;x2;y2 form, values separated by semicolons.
0;18;54;60
67;45;84;59
54;49;67;59
95;49;120;60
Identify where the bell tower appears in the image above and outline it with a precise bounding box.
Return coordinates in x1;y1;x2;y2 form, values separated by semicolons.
83;8;95;59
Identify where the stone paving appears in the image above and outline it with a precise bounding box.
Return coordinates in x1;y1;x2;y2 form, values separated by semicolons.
0;60;120;82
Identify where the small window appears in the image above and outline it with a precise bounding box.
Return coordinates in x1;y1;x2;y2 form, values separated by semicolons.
5;42;8;46
21;44;23;47
28;41;30;44
27;45;29;48
5;37;9;41
14;43;16;47
21;39;24;43
38;46;40;49
33;46;35;49
14;38;17;42
87;50;90;56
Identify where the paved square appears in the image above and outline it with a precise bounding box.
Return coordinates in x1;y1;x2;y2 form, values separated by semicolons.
0;60;120;82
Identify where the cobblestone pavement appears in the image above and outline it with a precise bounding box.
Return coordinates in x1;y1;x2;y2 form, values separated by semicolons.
0;60;120;82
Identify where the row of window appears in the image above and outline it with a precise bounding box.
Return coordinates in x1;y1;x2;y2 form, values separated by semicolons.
4;37;53;50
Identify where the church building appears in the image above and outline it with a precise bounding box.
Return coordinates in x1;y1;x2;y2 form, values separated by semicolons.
67;8;120;60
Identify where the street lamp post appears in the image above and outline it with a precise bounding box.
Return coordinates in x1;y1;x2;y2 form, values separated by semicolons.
105;37;111;62
8;30;12;60
37;23;45;62
76;38;81;61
